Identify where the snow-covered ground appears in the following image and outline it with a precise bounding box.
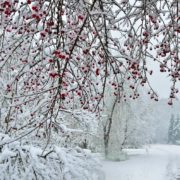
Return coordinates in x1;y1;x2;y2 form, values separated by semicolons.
102;144;180;180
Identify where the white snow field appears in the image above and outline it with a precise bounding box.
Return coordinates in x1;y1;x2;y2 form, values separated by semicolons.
102;145;180;180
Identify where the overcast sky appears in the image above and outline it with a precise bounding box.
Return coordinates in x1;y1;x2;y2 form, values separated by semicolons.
111;2;180;100
147;60;180;99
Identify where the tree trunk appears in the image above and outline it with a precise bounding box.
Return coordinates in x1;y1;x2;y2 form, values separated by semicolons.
104;134;109;157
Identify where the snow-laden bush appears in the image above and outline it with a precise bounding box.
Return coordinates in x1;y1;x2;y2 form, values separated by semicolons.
0;133;102;180
0;107;99;152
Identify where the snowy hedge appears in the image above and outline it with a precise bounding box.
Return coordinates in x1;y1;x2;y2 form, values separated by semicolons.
0;133;102;180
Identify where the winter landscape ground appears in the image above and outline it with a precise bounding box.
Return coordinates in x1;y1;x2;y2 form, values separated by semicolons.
102;144;180;180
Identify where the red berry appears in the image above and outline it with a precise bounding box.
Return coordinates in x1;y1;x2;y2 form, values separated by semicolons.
96;68;100;76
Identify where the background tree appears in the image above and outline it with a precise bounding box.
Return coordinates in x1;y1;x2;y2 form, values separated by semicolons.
96;85;156;159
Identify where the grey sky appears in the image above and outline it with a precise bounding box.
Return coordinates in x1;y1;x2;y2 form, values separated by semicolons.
147;61;180;99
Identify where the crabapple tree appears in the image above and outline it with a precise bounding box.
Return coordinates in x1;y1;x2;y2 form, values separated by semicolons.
0;0;179;146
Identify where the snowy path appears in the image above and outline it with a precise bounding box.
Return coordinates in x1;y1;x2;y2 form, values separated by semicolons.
102;145;180;180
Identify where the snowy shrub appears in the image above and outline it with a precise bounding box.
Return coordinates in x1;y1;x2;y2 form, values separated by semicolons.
0;133;102;180
55;109;99;150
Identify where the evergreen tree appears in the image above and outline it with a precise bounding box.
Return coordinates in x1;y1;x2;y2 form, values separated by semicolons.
168;114;180;144
174;114;180;144
168;114;175;144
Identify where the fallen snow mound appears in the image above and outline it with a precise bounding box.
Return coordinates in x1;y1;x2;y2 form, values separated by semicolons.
0;133;101;180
